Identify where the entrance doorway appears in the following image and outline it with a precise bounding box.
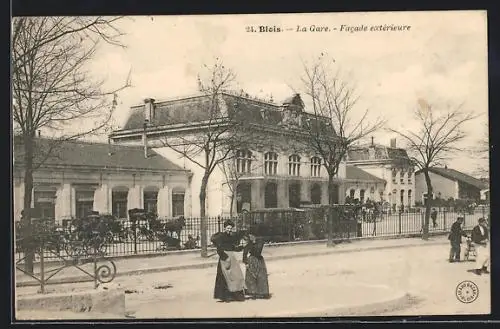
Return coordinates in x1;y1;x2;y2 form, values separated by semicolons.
289;182;301;208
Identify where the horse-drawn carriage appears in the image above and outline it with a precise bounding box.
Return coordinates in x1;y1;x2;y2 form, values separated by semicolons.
128;209;188;251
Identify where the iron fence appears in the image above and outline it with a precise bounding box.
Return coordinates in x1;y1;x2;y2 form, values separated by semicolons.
15;206;489;263
15;218;117;292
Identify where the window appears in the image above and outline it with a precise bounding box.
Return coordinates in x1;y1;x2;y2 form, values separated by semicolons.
349;189;355;199
112;189;128;219
392;169;397;184
264;182;278;208
400;170;405;184
236;149;252;174
311;184;322;204
407;171;413;184
407;190;412;206
400;189;405;205
288;154;301;176
264;152;278;175
144;188;159;215
34;190;56;219
310;157;321;177
172;192;185;217
76;190;95;219
360;189;365;204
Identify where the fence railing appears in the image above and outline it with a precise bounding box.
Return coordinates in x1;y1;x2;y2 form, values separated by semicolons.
15;218;117;292
15;206;489;263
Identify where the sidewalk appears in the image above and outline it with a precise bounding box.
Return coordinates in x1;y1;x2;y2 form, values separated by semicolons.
16;234;449;287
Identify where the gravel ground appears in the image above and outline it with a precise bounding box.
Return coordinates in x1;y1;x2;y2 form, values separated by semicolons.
15;239;490;319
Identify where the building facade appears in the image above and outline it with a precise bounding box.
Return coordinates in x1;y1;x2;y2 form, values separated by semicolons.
13;138;192;222
347;139;416;210
414;167;487;203
344;165;387;203
110;93;347;217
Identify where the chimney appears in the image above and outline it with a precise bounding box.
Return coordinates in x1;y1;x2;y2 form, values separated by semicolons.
390;138;396;148
144;98;156;123
142;120;148;159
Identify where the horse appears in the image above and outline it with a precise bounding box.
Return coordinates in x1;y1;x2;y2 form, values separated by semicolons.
164;216;186;239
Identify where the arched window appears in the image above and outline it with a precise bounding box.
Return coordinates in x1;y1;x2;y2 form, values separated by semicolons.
310;156;321;177
112;186;129;219
392;168;397;184
407;190;412;206
236;183;252;213
143;186;159;215
360;189;365;203
264;182;278;208
236;149;252;173
350;189;355;199
264;152;278;175
288;154;301;176
311;183;322;204
400;169;405;184
400;189;405;205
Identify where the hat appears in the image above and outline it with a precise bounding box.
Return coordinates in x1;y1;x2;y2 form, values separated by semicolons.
223;219;235;228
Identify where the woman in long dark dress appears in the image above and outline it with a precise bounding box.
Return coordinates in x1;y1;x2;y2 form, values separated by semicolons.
243;234;270;299
212;220;246;302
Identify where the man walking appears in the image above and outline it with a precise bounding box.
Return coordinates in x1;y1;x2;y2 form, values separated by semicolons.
448;217;467;262
431;208;438;228
471;218;490;275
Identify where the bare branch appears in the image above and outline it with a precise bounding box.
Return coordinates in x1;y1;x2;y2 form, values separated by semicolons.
299;53;386;190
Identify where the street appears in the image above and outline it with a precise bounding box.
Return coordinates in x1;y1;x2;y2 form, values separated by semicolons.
15;237;490;319
123;242;489;318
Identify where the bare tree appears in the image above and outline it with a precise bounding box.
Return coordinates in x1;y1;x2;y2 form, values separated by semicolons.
299;54;386;205
388;98;478;240
472;122;489;178
12;16;131;273
159;58;253;257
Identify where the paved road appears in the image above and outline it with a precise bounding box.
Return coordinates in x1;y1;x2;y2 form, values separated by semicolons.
124;243;490;318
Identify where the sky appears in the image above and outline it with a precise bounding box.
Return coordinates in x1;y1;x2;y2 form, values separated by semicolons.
80;11;489;176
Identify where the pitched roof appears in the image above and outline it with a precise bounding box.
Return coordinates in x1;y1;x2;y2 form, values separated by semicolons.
346;165;386;183
347;145;412;163
13;137;188;172
416;167;487;190
117;92;335;136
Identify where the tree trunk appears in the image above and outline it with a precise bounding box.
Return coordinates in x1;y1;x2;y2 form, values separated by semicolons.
422;169;433;240
327;174;336;247
229;188;235;218
199;173;209;257
22;135;35;274
328;174;337;205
